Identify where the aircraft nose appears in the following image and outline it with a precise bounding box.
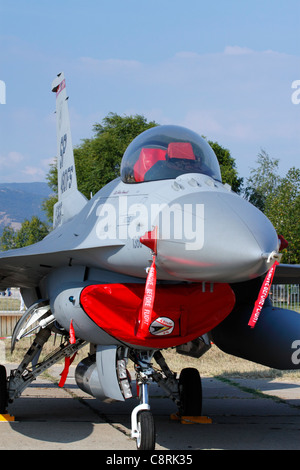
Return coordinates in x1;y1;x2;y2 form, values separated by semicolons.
155;190;280;283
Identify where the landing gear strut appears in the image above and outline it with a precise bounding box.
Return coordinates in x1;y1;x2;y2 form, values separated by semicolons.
131;351;156;450
130;350;203;450
6;327;87;405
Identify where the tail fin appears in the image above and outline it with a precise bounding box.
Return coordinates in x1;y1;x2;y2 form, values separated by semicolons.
51;72;87;228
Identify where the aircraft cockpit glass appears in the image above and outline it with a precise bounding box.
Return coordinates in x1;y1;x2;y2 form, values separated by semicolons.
121;125;222;184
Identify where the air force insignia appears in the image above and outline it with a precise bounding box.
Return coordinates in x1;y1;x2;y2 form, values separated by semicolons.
149;317;174;336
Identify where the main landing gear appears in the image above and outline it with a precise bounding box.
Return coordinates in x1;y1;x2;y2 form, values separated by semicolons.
130;350;202;450
0;364;8;414
178;367;202;417
0;326;87;413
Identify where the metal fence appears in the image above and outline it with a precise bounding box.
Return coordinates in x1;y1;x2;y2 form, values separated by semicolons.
0;288;23;312
0;288;23;339
270;284;300;312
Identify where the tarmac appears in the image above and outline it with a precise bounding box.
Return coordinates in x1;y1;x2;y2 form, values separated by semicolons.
1;362;300;451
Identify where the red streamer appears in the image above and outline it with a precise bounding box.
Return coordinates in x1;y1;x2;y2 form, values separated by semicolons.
248;261;279;328
137;256;157;336
58;352;77;388
69;320;76;344
58;320;77;387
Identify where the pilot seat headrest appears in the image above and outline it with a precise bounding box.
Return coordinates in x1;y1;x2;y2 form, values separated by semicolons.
167;142;195;160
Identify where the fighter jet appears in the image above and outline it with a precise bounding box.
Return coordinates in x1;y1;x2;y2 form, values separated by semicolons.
0;73;299;450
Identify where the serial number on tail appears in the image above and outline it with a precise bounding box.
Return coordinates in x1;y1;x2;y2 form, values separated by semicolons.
61;166;74;193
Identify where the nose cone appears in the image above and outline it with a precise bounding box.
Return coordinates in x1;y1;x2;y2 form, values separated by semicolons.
155;191;279;283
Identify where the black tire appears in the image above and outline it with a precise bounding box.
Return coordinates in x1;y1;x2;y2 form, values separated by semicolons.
179;367;202;416
0;365;8;414
136;410;156;450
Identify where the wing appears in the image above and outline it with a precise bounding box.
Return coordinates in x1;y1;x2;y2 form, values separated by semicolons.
273;264;300;284
0;238;78;289
0;228;125;289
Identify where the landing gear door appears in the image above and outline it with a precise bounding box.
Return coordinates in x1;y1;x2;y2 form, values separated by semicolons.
96;345;124;402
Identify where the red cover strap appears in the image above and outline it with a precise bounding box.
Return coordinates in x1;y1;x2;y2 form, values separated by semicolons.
248;261;279;328
58;352;77;388
69;320;76;344
136;256;157;336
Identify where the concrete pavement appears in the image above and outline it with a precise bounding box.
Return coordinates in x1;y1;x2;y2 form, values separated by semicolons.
1;362;300;450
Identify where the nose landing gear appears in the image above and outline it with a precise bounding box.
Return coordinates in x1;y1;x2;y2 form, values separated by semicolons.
131;381;156;451
130;350;203;450
131;352;156;450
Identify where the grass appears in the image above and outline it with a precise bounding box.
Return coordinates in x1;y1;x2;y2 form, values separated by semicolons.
163;347;300;381
2;335;300;382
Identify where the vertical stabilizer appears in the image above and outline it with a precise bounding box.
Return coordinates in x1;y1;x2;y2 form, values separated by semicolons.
51;72;87;228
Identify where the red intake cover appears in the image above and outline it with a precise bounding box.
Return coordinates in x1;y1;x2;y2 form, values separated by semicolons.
80;283;235;348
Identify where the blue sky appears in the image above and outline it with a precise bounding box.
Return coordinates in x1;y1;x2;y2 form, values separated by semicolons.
0;0;299;185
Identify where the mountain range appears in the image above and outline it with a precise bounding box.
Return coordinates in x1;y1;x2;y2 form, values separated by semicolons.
0;182;52;235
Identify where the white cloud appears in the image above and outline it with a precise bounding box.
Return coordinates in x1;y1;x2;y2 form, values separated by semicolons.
1;44;298;184
0;151;24;169
22;166;45;179
41;157;56;169
180;110;257;143
72;48;299;170
224;46;254;55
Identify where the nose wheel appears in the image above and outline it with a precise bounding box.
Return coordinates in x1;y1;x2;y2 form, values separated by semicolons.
131;353;156;450
130;352;203;450
136;408;156;451
131;382;156;450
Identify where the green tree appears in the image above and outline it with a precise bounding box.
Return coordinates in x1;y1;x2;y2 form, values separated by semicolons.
245;152;300;263
0;216;50;251
42;113;158;222
42;113;243;222
41;160;59;223
265;167;300;264
75;113;157;197
207;140;243;193
0;226;16;251
244;150;280;211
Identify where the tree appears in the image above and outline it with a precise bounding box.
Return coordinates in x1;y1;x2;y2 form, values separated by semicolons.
43;113;244;221
42;159;59;223
0;226;16;251
244;150;280;212
245;152;300;264
265;167;300;264
42;113;158;222
75;113;158;197
207;140;243;193
0;216;50;251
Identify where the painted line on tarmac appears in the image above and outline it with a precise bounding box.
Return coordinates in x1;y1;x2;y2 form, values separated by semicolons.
215;375;300;411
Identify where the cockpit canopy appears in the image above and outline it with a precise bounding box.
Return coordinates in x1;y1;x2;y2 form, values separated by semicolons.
121;125;222;184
